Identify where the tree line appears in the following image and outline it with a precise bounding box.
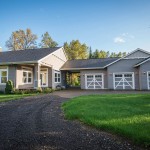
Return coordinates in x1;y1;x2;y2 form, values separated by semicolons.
5;28;127;59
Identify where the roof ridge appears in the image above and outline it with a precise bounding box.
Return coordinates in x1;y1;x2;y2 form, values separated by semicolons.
68;57;119;61
1;47;62;53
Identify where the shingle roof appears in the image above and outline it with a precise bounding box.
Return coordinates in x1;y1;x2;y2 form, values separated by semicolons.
134;56;150;67
61;58;119;70
0;47;61;64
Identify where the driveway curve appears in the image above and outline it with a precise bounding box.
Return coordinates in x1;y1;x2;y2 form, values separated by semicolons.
0;93;144;150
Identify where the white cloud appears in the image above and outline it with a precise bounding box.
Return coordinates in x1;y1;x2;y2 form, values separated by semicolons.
114;37;125;43
114;33;134;44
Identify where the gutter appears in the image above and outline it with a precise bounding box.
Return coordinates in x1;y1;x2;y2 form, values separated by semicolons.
0;61;38;65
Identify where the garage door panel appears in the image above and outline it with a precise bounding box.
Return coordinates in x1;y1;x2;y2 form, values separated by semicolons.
86;74;103;89
114;73;134;90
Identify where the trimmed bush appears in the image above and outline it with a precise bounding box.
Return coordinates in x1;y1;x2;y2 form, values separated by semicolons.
5;80;14;94
43;88;53;93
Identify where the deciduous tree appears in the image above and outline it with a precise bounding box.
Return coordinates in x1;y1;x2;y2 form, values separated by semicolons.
64;40;88;60
6;28;37;50
39;32;58;48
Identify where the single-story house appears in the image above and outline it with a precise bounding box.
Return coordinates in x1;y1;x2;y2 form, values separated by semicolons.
0;47;150;91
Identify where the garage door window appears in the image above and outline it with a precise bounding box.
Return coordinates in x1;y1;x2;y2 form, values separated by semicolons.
114;73;134;90
86;74;103;89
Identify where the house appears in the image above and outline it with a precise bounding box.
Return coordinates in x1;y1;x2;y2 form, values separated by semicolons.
61;48;150;90
0;47;67;91
0;47;150;91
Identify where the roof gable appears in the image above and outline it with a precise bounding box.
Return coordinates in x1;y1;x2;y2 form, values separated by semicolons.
105;48;150;68
125;48;150;59
0;47;62;65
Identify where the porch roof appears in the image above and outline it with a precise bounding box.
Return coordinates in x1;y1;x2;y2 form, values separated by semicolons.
60;57;119;70
0;47;61;65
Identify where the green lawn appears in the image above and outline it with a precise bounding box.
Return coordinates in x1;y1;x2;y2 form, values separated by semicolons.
62;94;150;147
0;94;38;103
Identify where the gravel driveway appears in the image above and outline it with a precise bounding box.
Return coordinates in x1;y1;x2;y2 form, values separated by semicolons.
0;92;145;150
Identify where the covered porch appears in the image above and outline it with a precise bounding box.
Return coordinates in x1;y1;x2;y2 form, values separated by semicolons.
15;63;54;90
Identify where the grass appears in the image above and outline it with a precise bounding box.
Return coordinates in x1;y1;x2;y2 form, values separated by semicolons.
62;94;150;147
0;93;39;103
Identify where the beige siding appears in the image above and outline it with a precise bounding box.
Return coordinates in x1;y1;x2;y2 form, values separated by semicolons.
41;48;67;71
80;69;107;89
52;48;67;62
16;65;34;89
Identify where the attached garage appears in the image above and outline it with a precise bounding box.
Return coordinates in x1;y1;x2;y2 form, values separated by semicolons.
113;72;135;90
85;74;104;89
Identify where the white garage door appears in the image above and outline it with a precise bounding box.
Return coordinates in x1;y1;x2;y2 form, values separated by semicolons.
114;73;135;90
86;74;104;89
147;72;150;90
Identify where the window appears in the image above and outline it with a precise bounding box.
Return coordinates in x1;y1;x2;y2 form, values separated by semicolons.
0;69;8;84
23;70;32;84
55;71;61;83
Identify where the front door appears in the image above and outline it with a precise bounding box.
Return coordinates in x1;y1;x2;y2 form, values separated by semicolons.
40;69;48;87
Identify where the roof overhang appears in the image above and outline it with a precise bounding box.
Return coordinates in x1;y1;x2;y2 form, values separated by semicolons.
60;67;106;71
0;61;38;65
134;57;150;67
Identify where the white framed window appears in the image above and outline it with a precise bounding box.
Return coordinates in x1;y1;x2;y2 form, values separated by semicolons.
55;71;61;83
22;70;33;84
0;69;8;84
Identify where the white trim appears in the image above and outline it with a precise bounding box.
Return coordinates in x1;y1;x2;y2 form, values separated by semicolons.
0;61;38;65
61;67;105;70
22;70;33;84
85;73;104;89
113;72;135;90
40;68;48;87
0;67;8;85
54;71;61;83
147;71;150;90
134;57;150;67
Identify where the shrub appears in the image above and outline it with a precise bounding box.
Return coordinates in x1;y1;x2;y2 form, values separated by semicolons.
36;87;43;93
5;80;14;94
43;88;53;93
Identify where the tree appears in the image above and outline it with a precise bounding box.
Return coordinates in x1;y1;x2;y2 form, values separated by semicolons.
93;49;99;58
39;32;58;48
64;40;88;60
89;46;93;58
6;28;37;50
99;50;107;58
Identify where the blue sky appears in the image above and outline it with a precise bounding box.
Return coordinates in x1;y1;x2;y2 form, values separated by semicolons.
0;0;150;52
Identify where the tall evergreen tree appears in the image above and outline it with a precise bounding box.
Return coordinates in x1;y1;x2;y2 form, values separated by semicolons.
89;46;93;58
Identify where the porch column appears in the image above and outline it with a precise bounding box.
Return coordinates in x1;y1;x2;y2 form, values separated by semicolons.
34;63;41;88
